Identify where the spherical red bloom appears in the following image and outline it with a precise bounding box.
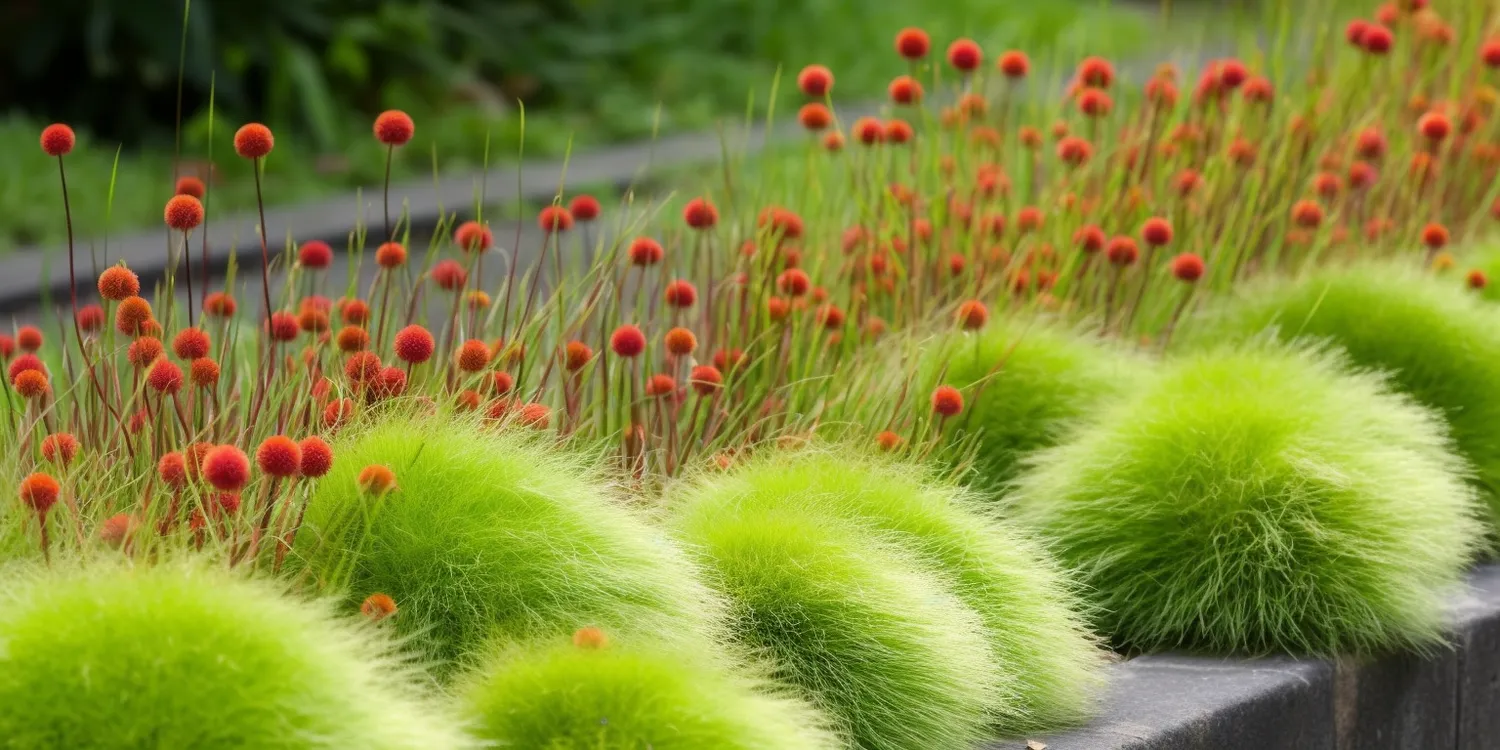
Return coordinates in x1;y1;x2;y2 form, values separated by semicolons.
1312;172;1341;199
947;38;982;71
688;365;723;396
1241;76;1273;103
1421;222;1450;249
203;445;251;491
491;370;515;396
345;351;382;385
373;110;415;146
1482;40;1500;68
296;239;333;269
628;237;664;266
998;50;1030;78
1106;236;1140;266
823;131;844;151
233;123;274;159
1078;56;1115;88
757;206;804;240
40;432;78;466
1291;199;1324;228
115;296;153;335
267;312;299;342
294;436;333;479
1361;25;1393;54
565;196;599;226
147;358;183;394
324;398;356;429
256;436;302;478
158;451;189;488
357;465;398;496
646;373;677;398
357;593;398;622
712;348;747;373
1141;217;1174;247
610;325;647;358
174;175;206;199
1171;253;1206;282
423;259;466;292
393;325;435;364
203;291;236;318
40;124;75;157
1074;225;1106;254
556;340;590;372
887;76;923;105
538;205;574;234
455;389;482;412
683;198;719;229
15;326;41;352
777;268;811;297
815;304;845;330
18;473;60;514
1468;269;1489;290
797;64;834;97
335;326;370;353
375;366;407;398
7;354;45;381
1417;111;1451;142
664;327;697;356
99;513;137;546
164;194;204;232
11;369;48;399
456;339;492;373
895;27;931;59
190;357;220;388
796;102;833;132
853;117;885;146
1355;128;1387;160
1346;19;1370;46
931;385;964;417
375;242;407;269
512;402;548;429
955;300;989;330
338;299;369;326
1076;89;1112;117
766;297;791;322
1017;206;1044;232
1216;58;1248;89
169;327;210;361
0;334;11;360
1348;161;1378;190
445;220;492;255
96;265;141;301
884;119;914;144
1056;136;1092;166
127;336;164;368
663;280;698;308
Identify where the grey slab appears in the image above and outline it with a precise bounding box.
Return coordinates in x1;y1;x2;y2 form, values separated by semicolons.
1456;564;1500;750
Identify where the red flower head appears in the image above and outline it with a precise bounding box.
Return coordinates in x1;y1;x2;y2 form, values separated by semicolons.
875;431;903;451
884;119;914;144
375;366;407;398
1361;25;1394;55
1417;111;1451;142
324;398;357;429
16;326;41;352
1346;19;1370;46
895;28;931;59
766;297;790;322
203;291;237;318
8;353;45;381
931;385;964;417
18;473;60;514
853;117;884;146
1078;56;1115;88
190;357;220;388
569;194;602;222
799;103;833;131
268;312;299;342
233;123;274;159
1106;236;1139;266
175;176;206;199
1171;253;1206;282
1421;222;1449;250
164;195;204;231
690;365;723;396
1291;199;1324;228
815;304;845;329
345;351;383;385
299;240;333;269
888;76;923;105
40;432;79;466
947;38;982;71
955;300;989;330
340;299;371;325
1312;172;1341;199
1076;89;1112;117
628;237;664;266
823;131;845;151
127;336;164;368
357;465;398;496
1242;76;1273;103
998;50;1030;78
1017;206;1044;233
713;348;747;373
373;110;415;146
256;436;302;478
1074;225;1106;254
664;327;697;356
538;205;574;233
663;279;698;308
147;358;184;394
361;593;397;622
430;260;468;291
1217;58;1248;88
158;452;189;488
297;436;333;478
375;242;407;269
1348;161;1378;190
777;268;811;297
1056;136;1092;167
646;374;677;398
758;206;804;240
393;324;435;364
454;339;491;373
11;369;49;399
97;265;141;301
0;334;11;360
683;197;719;229
492;371;515;396
1482;40;1500;68
454;220;494;253
562;341;593;372
1468;269;1489;290
797;64;834;97
40;124;75;157
172;327;211;360
203;445;251;491
1141;217;1173;247
336;326;370;352
610;325;647;358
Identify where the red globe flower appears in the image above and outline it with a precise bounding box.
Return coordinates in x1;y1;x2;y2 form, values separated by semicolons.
884;119;914;144
895;27;931;59
797;64;834;97
1346;19;1370;46
299;436;334;478
689;365;723;396
1361;25;1393;55
998;50;1030;78
233;123;274;159
562;341;593;372
15;326;41;352
393;324;435;364
646;374;677;398
663;280;698;308
373;110;415;146
569;194;602;222
853;117;884;146
799;103;834;131
610;325;647;358
538;205;574;233
454;220;494;252
164;195;204;231
1076;89;1112;118
683;198;719;229
931;385;964;417
191;357;220;388
1421;222;1450;249
1291;199;1324;228
172;327;211;360
299;240;333;269
1171;253;1206;282
456;339;492;373
1141;217;1173;247
887;76;923;106
946;38;982;71
40;124;75;157
375;242;407;269
664;327;697;356
175;175;206;198
115;296;153;335
12;370;49;400
628;237;664;266
203;291;237;318
40;432;79;466
1074;225;1106;254
267;312;299;342
97;266;141;301
1106;236;1139;266
256;436;302;478
18;473;61;514
430;260;468;291
955;300;989;330
1417;111;1451;142
75;304;103;332
357;465;398;496
1077;56;1115;88
1468;269;1489;290
203;445;251;491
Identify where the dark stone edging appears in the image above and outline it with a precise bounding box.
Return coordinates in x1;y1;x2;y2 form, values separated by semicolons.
1008;565;1500;749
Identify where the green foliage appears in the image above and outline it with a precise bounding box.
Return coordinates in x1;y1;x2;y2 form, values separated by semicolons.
676;448;1106;733
670;472;1002;750
920;316;1150;489
460;635;840;749
1181;263;1500;536
292;414;721;672
1009;342;1485;655
0;558;473;749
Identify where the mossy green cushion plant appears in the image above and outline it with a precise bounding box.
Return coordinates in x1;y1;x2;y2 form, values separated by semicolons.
294;415;721;671
0;559;473;749
461;631;840;749
676;449;1104;734
1182;263;1500;534
920;316;1149;488
670;480;1001;750
1009;342;1484;655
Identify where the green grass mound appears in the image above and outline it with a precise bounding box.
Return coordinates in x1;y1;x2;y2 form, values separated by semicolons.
294;415;721;670
1181;263;1500;533
460;633;840;749
1009;343;1484;655
670;483;1001;750
677;449;1104;733
0;559;473;749
920;316;1149;488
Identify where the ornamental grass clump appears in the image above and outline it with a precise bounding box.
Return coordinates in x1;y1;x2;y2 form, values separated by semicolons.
0;559;473;749
670;480;1000;750
675;448;1105;733
292;415;722;671
1182;263;1500;534
460;630;840;749
1009;343;1484;655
